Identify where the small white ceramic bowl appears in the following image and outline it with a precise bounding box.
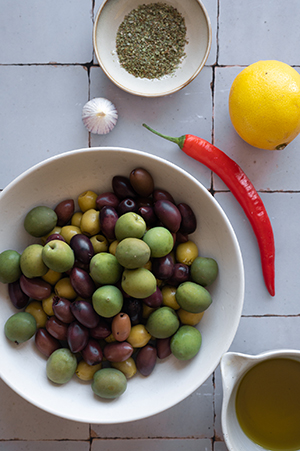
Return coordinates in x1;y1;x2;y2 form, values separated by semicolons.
93;0;212;97
0;148;244;423
221;350;300;451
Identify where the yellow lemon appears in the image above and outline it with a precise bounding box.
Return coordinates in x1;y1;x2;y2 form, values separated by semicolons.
229;60;300;150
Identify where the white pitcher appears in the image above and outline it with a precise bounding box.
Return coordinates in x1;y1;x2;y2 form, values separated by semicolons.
220;349;300;451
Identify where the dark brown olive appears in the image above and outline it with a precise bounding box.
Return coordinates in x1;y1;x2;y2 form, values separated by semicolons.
35;328;61;357
117;198;137;215
156;337;171;359
167;263;190;286
176;231;189;243
122;298;143;325
8;280;29;309
99;206;119;241
45;316;68;341
45;233;65;244
52;296;75;323
96;192;120;210
112;175;137;199
70;267;96;299
70;299;99;329
136;344;157;376
70;234;94;264
129;168;154;197
177;203;197;234
143;287;163;308
138;206;157;227
90;318;111;339
154;200;182;233
103;341;133;362
81;338;103;365
19;275;52;301
151;253;175;280
153;188;175;204
136;197;154;208
67;321;89;353
54;199;75;227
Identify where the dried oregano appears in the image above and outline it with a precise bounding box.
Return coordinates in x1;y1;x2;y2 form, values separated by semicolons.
116;3;188;79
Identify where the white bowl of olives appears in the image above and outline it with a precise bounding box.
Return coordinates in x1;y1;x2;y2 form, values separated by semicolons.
0;147;244;423
93;0;212;97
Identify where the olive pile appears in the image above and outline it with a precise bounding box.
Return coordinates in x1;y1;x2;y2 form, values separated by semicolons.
0;168;218;399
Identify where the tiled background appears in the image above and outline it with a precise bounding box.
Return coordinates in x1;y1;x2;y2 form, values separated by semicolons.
1;0;300;450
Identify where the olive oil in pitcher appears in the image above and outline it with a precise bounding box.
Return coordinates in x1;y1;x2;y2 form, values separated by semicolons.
235;358;300;451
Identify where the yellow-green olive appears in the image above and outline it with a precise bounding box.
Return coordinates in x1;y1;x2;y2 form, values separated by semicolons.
108;240;119;255
60;225;81;243
161;285;180;310
127;324;151;348
42;268;62;285
25;301;48;328
42;293;56;316
54;277;77;300
80;209;101;236
78;190;98;212
71;211;83;228
177;308;205;326
76;360;102;381
112;357;137;379
176;240;199;266
90;234;109;253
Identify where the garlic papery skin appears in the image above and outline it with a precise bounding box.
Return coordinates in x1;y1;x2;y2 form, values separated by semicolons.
82;98;118;134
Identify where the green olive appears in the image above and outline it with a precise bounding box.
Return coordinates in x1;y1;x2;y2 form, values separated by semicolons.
46;348;77;384
24;206;57;238
5;312;37;344
190;257;219;287
92;368;127;399
0;250;21;284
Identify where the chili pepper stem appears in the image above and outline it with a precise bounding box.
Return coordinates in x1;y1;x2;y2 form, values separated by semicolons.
142;124;186;149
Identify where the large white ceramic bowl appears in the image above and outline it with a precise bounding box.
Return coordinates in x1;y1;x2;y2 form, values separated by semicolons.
93;0;212;97
0;148;244;424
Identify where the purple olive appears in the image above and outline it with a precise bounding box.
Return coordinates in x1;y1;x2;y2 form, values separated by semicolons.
112;175;137;199
154;200;182;233
96;192;120;210
176;231;189;243
70;267;96;299
67;321;89;353
8;280;29;309
90;318;111;339
81;338;103;365
19;275;52;301
151;253;175;280
70;234;94;264
54;199;75;226
45;233;65;244
122;298;143;325
167;263;190;286
99;206;119;241
138;205;157;227
46;316;68;341
143;287;163;308
136;197;154;208
103;341;134;362
136;344;157;376
156;338;171;359
177;203;197;234
70;300;99;329
153;188;175;204
35;328;61;357
52;296;75;323
117;198;137;215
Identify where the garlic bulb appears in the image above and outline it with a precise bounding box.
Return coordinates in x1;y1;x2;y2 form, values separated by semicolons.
82;98;118;134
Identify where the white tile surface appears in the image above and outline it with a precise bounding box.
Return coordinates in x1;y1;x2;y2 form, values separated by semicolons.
1;0;300;450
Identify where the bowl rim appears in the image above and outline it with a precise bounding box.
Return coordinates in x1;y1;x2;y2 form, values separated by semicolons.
0;147;245;423
92;0;212;97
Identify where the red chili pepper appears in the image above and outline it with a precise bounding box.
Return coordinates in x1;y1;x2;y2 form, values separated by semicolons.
143;124;275;296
